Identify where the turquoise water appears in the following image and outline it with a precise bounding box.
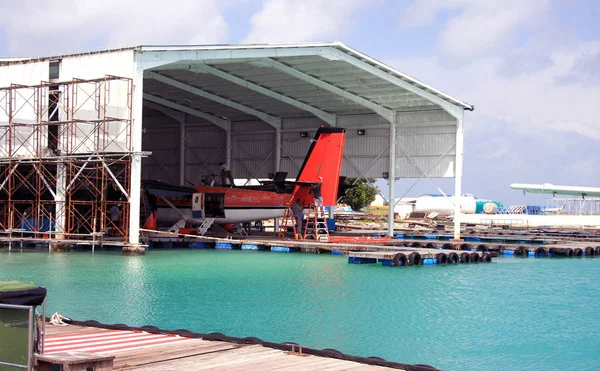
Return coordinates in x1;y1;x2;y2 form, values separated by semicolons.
1;249;599;371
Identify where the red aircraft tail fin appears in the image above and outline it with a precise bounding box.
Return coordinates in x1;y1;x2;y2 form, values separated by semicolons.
142;211;157;230
293;127;346;206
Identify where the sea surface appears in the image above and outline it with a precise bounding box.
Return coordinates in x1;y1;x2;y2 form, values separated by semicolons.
1;248;599;371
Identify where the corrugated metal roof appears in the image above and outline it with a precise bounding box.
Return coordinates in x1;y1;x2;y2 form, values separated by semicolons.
1;42;473;123
139;42;473;124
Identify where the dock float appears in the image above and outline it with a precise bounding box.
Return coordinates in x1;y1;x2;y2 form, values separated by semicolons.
42;320;440;370
347;249;492;266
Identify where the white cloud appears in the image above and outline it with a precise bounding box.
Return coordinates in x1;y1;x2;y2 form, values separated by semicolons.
243;0;372;44
0;0;230;57
389;0;600;141
399;0;550;63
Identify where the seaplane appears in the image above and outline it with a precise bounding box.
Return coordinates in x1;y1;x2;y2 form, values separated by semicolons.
142;127;346;234
510;183;600;199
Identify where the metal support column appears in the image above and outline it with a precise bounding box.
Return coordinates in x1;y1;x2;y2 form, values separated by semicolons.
274;127;281;232
179;119;185;186
129;53;144;246
225;127;231;178
388;116;396;237
275;127;281;171
453;111;464;240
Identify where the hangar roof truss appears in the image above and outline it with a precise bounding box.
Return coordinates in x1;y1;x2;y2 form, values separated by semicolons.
139;42;472;127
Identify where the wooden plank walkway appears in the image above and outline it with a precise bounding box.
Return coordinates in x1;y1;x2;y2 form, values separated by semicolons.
43;324;404;370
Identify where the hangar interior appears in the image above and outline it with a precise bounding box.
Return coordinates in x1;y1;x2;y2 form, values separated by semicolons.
0;43;472;248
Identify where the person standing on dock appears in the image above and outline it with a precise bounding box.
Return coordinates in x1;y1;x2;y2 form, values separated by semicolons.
310;176;324;217
220;162;234;186
291;198;304;239
109;203;120;236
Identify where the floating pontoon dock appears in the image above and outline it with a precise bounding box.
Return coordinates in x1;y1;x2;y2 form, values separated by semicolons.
41;322;436;370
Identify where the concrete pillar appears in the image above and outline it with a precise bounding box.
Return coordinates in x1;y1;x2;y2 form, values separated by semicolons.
54;163;66;239
127;52;144;252
453;111;464;240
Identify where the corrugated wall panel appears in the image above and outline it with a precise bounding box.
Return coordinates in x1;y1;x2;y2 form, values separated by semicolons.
0;60;49;87
395;110;456;178
232;120;275;132
231;131;275;179
140;110;458;182
0;62;49;158
281;117;323;130
60;50;135;80
184;125;225;184
338;114;389;128
280;132;312;177
142;117;180;184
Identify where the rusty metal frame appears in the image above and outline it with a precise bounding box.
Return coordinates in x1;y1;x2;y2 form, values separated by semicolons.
0;76;133;244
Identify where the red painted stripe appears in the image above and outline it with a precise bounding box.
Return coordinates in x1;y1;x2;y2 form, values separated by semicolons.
45;330;122;341
45;332;154;347
45;336;189;354
45;333;168;352
96;338;196;354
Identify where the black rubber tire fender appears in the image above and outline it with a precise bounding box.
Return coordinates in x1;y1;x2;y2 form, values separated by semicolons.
425;242;436;249
442;243;454;250
392;252;408;267
481;252;492;262
573;248;583;257
409;251;422;266
447;252;459;264
514;246;527;256
565;248;574;257
242;336;264;344
414;365;438;370
411;242;422;248
460;252;470;264
585;246;595;257
320;348;344;359
205;332;228;341
460;243;471;251
548;247;561;255
595;246;600;256
470;252;480;263
476;244;488;252
535;247;547;257
435;253;448;265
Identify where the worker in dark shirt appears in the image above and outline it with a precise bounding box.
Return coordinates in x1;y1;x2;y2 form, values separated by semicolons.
290;198;304;239
311;176;324;217
220;162;234;186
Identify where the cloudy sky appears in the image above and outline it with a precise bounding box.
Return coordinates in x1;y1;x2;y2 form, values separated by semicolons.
1;0;599;205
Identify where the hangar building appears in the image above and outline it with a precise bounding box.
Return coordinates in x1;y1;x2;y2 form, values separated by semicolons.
0;43;473;251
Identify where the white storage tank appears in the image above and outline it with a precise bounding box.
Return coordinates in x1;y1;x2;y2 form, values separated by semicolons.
483;202;499;214
414;194;476;216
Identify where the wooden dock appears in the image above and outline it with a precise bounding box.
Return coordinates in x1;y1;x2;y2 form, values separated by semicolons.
41;323;433;370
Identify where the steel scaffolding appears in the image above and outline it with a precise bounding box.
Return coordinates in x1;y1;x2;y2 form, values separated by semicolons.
545;197;600;215
0;76;133;245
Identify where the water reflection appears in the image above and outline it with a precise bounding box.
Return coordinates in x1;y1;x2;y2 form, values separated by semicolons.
118;255;153;326
0;250;599;371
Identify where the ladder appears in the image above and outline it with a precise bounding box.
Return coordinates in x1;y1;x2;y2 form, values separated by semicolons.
278;206;301;239
303;204;329;241
197;218;215;236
